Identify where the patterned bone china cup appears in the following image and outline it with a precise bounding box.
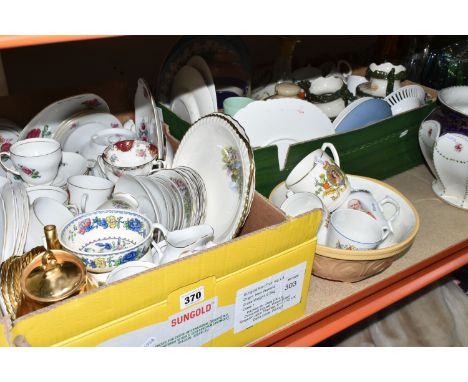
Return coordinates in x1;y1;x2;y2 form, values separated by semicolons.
97;140;159;182
59;209;157;273
285;142;350;212
0;138;62;185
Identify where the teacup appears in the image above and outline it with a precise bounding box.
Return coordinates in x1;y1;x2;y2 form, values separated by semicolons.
285;142;350;212
346;75;368;96
97;192;140;211
68;175;114;213
27;185;69;205
80;128;135;162
25;197;78;251
327;209;390;251
0;138;62;185
280;191;330;245
97;140;159;182
337;190;400;231
152;224;214;266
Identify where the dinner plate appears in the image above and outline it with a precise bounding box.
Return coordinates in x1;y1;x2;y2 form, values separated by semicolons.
0;127;19;153
19;94;109;140
171;65;216;119
135;79;159;147
173;113;254;243
54;113;122;153
170;92;201;124
270;175;418;251
234;99;334;170
187;55;218;111
1;184;16;262
333;98;392;134
0;197;6;264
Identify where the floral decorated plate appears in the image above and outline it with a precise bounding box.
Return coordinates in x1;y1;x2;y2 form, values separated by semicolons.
173;113;254;243
19;94;109;140
234;99;334;170
53;112;122;153
134;79;160;149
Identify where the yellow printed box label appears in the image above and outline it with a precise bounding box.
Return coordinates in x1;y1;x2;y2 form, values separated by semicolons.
97;262;307;347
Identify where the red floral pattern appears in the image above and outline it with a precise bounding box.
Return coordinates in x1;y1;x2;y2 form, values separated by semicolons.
455;143;463;152
114;140;134;152
26;128;41;139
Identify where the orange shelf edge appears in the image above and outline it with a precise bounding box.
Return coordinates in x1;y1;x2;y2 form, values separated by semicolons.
0;35;118;50
251;239;468;347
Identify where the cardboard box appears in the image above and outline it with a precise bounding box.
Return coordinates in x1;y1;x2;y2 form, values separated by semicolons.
0;83;322;346
6;196;321;347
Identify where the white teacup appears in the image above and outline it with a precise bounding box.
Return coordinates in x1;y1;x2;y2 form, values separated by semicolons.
327;209;390;251
0;138;62;185
68;175;114;213
25;197;78;251
106;261;156;284
286;142;350;212
346;75;368;96
280;191;329;245
337;190;400;231
152;224;214;266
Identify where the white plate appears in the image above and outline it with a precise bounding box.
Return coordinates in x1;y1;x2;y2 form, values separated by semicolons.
234;98;334;170
0;128;19;152
187;56;218;111
19;94;109;140
171;65;216;118
173;114;254;243
270;175;417;249
171;92;201;124
54;113;122;153
0;197;5;263
1;184;16;262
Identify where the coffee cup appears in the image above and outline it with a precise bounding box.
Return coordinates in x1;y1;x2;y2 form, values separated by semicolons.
285;142;350;211
0;138;62;185
68;175;114;213
327;209;390;251
96;192;140;211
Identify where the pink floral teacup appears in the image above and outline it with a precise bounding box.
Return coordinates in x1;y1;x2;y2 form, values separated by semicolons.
97;140;159;182
0;138;62;186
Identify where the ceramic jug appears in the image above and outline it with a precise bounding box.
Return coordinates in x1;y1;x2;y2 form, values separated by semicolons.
307;76;353;119
152;224;215;265
419;86;468;209
365;62;406;97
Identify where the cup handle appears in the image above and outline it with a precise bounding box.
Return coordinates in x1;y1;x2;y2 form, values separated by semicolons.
0;152;20;176
381;227;391;242
320;142;340;166
80;194;88;213
152;223;169;239
96;155;107;178
379;196;400;223
337;59;352;77
66;204;80;215
151;240;165;265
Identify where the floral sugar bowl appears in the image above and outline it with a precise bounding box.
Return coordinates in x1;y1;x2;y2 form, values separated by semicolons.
419;86;468;209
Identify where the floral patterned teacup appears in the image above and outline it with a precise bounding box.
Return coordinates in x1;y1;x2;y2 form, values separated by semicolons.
97;140;159;182
0;138;62;186
327;209;390;251
285;142;350;212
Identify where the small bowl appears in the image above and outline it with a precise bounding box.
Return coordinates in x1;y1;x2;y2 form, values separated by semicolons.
59;209;155;273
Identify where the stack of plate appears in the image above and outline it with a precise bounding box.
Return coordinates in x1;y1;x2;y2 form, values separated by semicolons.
0;182;30;263
169;56;218;124
114;166;206;232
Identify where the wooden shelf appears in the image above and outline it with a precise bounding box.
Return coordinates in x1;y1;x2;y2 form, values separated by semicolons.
251;165;468;346
0;35;116;50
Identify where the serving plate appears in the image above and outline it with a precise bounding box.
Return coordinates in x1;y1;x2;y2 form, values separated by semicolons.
187;55;217;111
234;99;334;170
19;94;109;140
173;113;254;243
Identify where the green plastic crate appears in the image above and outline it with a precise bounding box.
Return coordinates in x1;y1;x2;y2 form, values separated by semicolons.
161;103;436;197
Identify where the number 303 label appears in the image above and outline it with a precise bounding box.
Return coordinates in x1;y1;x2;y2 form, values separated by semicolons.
180;286;205;309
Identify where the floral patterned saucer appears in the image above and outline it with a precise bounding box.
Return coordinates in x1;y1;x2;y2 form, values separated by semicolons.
173;113;254;243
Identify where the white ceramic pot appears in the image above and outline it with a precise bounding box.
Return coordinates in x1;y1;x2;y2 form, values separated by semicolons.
309;76;346;118
0;138;62;185
368;63;406;97
285;142;350;211
327;209;390;251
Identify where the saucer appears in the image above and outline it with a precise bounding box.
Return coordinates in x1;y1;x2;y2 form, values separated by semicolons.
432;179;468;210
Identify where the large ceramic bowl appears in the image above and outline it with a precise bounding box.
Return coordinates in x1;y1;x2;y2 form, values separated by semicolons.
270;175;420;282
59;209;155;273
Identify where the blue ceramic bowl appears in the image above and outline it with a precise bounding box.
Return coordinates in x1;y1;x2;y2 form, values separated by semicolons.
334;99;392;134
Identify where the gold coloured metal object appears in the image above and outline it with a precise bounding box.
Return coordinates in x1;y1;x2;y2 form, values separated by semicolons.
44;224;62;250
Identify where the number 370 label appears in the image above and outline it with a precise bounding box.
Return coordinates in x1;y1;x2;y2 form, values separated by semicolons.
180;286;205;309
